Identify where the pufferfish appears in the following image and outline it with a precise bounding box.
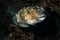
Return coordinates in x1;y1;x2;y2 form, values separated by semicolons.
15;6;46;27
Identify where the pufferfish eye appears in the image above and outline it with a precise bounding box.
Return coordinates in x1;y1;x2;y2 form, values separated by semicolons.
14;6;46;27
27;10;31;14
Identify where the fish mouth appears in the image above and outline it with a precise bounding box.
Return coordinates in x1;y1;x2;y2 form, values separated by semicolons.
25;14;46;25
